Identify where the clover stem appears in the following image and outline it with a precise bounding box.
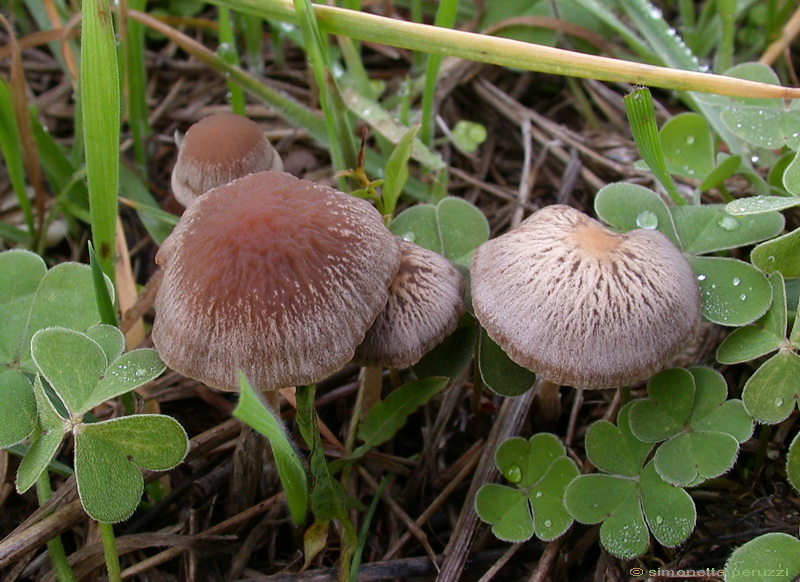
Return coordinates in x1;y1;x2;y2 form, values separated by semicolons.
35;472;76;582
98;522;122;582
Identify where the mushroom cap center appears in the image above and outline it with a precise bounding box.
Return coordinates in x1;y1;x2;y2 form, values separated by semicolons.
571;222;623;258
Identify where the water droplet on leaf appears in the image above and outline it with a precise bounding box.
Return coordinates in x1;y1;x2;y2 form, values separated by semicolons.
635;210;659;230
717;216;741;231
505;465;522;483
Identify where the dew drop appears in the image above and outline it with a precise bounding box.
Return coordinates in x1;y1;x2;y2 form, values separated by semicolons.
636;210;659;230
535;491;543;498
685;135;696;145
697;274;707;281
505;465;522;484
717;215;741;231
775;397;784;407
543;519;553;528
401;231;416;243
766;255;776;264
655;515;664;525
740;293;747;301
732;277;741;286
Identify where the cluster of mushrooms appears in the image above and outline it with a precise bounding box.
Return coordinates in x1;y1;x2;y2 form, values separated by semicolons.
152;113;701;394
153;113;465;392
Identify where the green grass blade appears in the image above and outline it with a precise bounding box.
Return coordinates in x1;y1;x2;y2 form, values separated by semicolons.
0;77;35;245
714;0;736;73
292;0;357;177
88;242;118;327
624;88;683;205
122;0;151;171
349;475;388;581
218;7;247;115
81;0;120;281
206;0;800;99
420;0;459;146
616;0;745;157
234;375;309;526
240;12;265;75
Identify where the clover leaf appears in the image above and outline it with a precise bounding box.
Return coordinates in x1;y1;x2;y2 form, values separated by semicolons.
725;533;800;582
75;415;188;523
0;250;115;448
564;404;696;559
718;273;800;424
19;326;188;523
475;433;578;542
628;367;753;486
390;197;489;267
477;328;536;397
658;113;716;183
788;432;800;496
593;185;777;327
750;227;800;278
716;63;800;151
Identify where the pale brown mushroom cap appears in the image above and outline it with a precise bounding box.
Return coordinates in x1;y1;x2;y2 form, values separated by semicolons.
171;112;283;207
153;170;402;391
352;240;465;368
471;204;701;389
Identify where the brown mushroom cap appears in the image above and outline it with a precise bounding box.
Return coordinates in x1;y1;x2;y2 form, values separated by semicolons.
471;204;700;389
171;112;283;207
153;170;402;391
352;240;465;368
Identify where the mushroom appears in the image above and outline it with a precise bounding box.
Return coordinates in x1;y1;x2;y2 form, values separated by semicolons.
152;170;402;392
352;239;465;369
470;204;700;389
171;112;283;207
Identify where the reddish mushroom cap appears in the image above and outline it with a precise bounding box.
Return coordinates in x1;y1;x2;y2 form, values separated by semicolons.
471;204;701;389
171;112;283;207
153;171;402;391
352;240;465;368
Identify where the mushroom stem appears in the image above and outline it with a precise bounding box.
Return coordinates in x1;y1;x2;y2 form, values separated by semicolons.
470;354;485;414
565;389;584;448
263;389;281;415
227;425;265;517
534;380;562;430
359;366;384;419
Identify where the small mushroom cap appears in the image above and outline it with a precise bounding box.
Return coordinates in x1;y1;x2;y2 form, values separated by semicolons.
171;112;283;207
153;170;402;391
471;204;701;389
352;240;465;368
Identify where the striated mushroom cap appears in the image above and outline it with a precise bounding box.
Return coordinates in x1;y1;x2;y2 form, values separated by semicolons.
153;171;402;391
171;112;283;207
471;204;700;389
352;240;465;368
